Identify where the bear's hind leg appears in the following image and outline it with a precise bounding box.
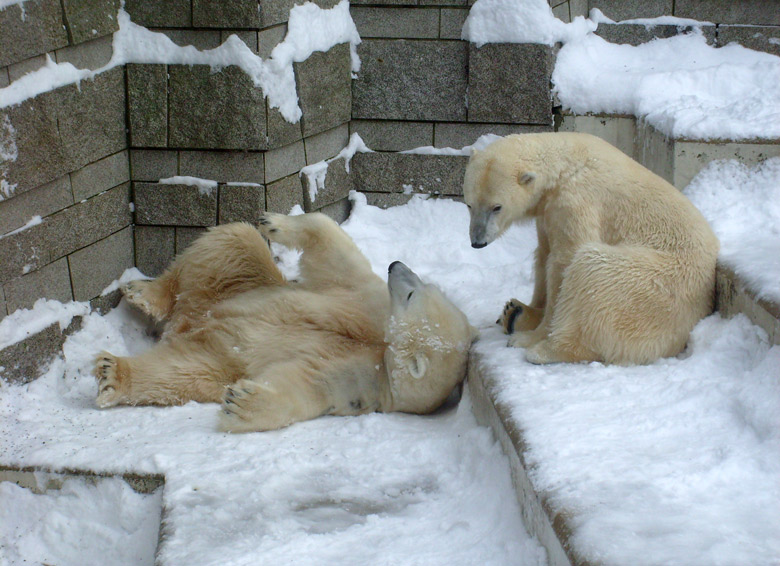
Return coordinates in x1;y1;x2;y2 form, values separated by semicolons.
122;279;175;322
498;299;544;334
258;212;377;289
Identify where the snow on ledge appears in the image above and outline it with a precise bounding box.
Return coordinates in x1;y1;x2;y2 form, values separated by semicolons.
0;299;90;350
0;1;361;123
159;176;218;196
300;133;371;203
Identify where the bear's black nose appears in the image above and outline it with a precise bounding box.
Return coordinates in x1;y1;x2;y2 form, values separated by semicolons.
389;261;402;273
471;242;487;249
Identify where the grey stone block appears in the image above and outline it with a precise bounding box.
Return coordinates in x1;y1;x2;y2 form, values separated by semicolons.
68;226;133;302
218;183;266;224
588;0;671;21
0;217;52;284
179;151;264;184
718;25;780;55
222;30;259;52
259;0;302;28
0;316;82;385
70;150;130;201
89;287;122;315
351;152;467;195
350;120;433;151
364;192;414;208
265;140;305;183
315;197;351;222
267;100;303;150
134;182;218;226
175;227;207;253
127;64;168;148
352;39;468;122
1;91;68;197
134;225;175;278
350;0;415;6
3;257;73;312
169;65;267;150
0;0;69;68
302;156;351;211
193;0;262;28
8;55;47;83
295;43;352;138
552;2;570;23
434;123;550;149
258;24;286;59
62;0;121;45
676;0;780;25
58;67;127;172
595;22;715;45
124;0;192;27
468;43;553;125
0;68;9;89
420;0;467;6
304;124;350;165
440;8;469;39
266;174;304;213
0;175;72;237
351;7;440;38
55;34;114;70
130;150;178;181
155;29;222;50
46;182;132;260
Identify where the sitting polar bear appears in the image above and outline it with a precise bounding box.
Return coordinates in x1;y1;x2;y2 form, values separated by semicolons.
94;212;476;432
463;132;719;365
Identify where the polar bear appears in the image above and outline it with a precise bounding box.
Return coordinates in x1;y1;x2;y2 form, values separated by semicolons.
94;212;476;432
463;132;719;365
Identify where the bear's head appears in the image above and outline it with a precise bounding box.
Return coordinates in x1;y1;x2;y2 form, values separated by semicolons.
383;261;477;414
463;135;544;248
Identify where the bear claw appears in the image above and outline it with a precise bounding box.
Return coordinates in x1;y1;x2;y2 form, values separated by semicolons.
498;299;524;334
94;352;124;408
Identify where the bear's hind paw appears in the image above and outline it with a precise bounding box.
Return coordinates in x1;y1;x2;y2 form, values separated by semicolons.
498;299;525;334
94;352;125;408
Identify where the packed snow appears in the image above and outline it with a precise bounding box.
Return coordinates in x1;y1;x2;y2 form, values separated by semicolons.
685;158;780;303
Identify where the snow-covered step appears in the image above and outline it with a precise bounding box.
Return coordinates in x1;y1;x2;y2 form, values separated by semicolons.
558;113;780;189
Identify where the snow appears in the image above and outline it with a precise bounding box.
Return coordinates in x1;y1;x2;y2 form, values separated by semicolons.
2;185;778;565
159;175;218;196
0;476;162;566
684;158;780;303
300;132;371;202
463;0;780;141
0;1;360;122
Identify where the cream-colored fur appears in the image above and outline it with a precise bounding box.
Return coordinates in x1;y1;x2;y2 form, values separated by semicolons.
95;213;475;432
463;132;719;365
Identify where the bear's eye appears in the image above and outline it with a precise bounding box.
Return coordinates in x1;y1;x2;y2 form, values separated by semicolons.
492;205;502;213
407;291;414;302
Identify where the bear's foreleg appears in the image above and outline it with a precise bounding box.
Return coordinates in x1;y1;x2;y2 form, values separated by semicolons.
219;361;335;433
498;299;544;334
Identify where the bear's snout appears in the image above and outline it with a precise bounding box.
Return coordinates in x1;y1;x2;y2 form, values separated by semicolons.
471;241;487;249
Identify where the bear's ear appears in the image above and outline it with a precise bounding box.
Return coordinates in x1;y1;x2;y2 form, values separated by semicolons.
408;352;429;380
469;148;481;158
518;172;536;185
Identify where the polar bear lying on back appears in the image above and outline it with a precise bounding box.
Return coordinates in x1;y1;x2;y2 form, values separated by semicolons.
463;132;719;365
94;212;476;432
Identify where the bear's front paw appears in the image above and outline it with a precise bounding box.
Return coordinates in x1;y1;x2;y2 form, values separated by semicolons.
94;352;126;408
497;299;524;334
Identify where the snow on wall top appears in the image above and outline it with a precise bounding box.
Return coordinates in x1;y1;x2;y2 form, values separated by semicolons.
0;1;360;122
463;0;780;141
